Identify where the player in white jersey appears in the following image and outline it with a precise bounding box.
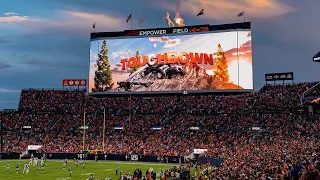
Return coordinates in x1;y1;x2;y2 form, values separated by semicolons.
26;164;30;174
81;159;86;169
23;164;26;174
34;157;38;166
29;158;33;166
41;163;45;172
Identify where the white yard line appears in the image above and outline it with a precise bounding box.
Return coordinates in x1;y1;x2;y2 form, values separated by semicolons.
56;177;71;180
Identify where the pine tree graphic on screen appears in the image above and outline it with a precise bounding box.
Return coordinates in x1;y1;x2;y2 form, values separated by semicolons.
131;51;140;74
214;44;230;83
92;40;114;92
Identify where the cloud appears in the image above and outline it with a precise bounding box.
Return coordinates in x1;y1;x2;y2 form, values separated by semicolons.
22;59;44;65
111;50;129;60
0;62;10;69
0;38;10;43
157;0;293;21
64;10;124;31
149;36;181;48
0;10;124;36
0;14;39;23
111;63;131;73
0;88;20;93
7;10;127;36
4;12;19;16
223;40;252;60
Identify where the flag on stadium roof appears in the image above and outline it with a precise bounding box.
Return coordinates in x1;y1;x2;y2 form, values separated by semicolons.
126;13;132;23
93;22;96;29
237;11;244;17
197;8;204;16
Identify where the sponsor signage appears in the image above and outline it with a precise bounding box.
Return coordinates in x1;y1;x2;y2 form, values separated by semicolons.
27;145;42;150
77;153;85;159
251;127;261;131
265;72;294;81
151;126;162;130
139;29;167;36
193;149;208;154
23;126;31;129
62;79;87;86
131;155;138;161
114;126;124;130
79;126;89;129
124;25;209;37
189;127;200;130
313;51;320;62
3;109;15;113
91;22;250;39
122;25;210;37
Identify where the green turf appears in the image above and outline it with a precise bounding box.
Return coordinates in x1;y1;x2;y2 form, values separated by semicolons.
0;160;177;180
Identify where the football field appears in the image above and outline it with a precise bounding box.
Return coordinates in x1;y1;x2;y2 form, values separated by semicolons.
0;160;178;180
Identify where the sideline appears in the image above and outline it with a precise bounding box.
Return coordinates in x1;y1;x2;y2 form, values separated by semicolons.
56;177;71;180
0;159;179;166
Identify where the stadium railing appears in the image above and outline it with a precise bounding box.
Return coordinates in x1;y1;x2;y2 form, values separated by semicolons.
301;82;320;104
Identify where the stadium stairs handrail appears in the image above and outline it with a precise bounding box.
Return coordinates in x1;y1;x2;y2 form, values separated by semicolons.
301;82;320;105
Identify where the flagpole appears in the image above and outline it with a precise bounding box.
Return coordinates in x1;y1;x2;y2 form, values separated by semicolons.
202;7;204;25
244;11;245;22
131;13;133;30
98;40;100;58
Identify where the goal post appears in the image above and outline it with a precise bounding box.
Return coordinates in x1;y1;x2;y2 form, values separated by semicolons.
82;109;106;153
102;108;106;152
82;111;86;151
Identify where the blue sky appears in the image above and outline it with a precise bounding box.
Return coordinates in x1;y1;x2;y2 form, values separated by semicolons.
0;0;320;110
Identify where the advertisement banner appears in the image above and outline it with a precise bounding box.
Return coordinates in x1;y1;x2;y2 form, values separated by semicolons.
27;145;42;150
89;29;253;93
265;72;294;81
62;79;87;86
193;149;208;154
131;155;139;161
91;22;250;39
124;25;210;37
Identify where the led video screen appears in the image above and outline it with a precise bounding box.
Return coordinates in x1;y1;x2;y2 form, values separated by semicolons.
89;30;253;93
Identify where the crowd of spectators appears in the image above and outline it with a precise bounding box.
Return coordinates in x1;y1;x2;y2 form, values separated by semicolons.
1;82;320;179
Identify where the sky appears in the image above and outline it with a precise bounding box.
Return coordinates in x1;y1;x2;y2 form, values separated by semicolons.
89;31;253;91
0;0;320;110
